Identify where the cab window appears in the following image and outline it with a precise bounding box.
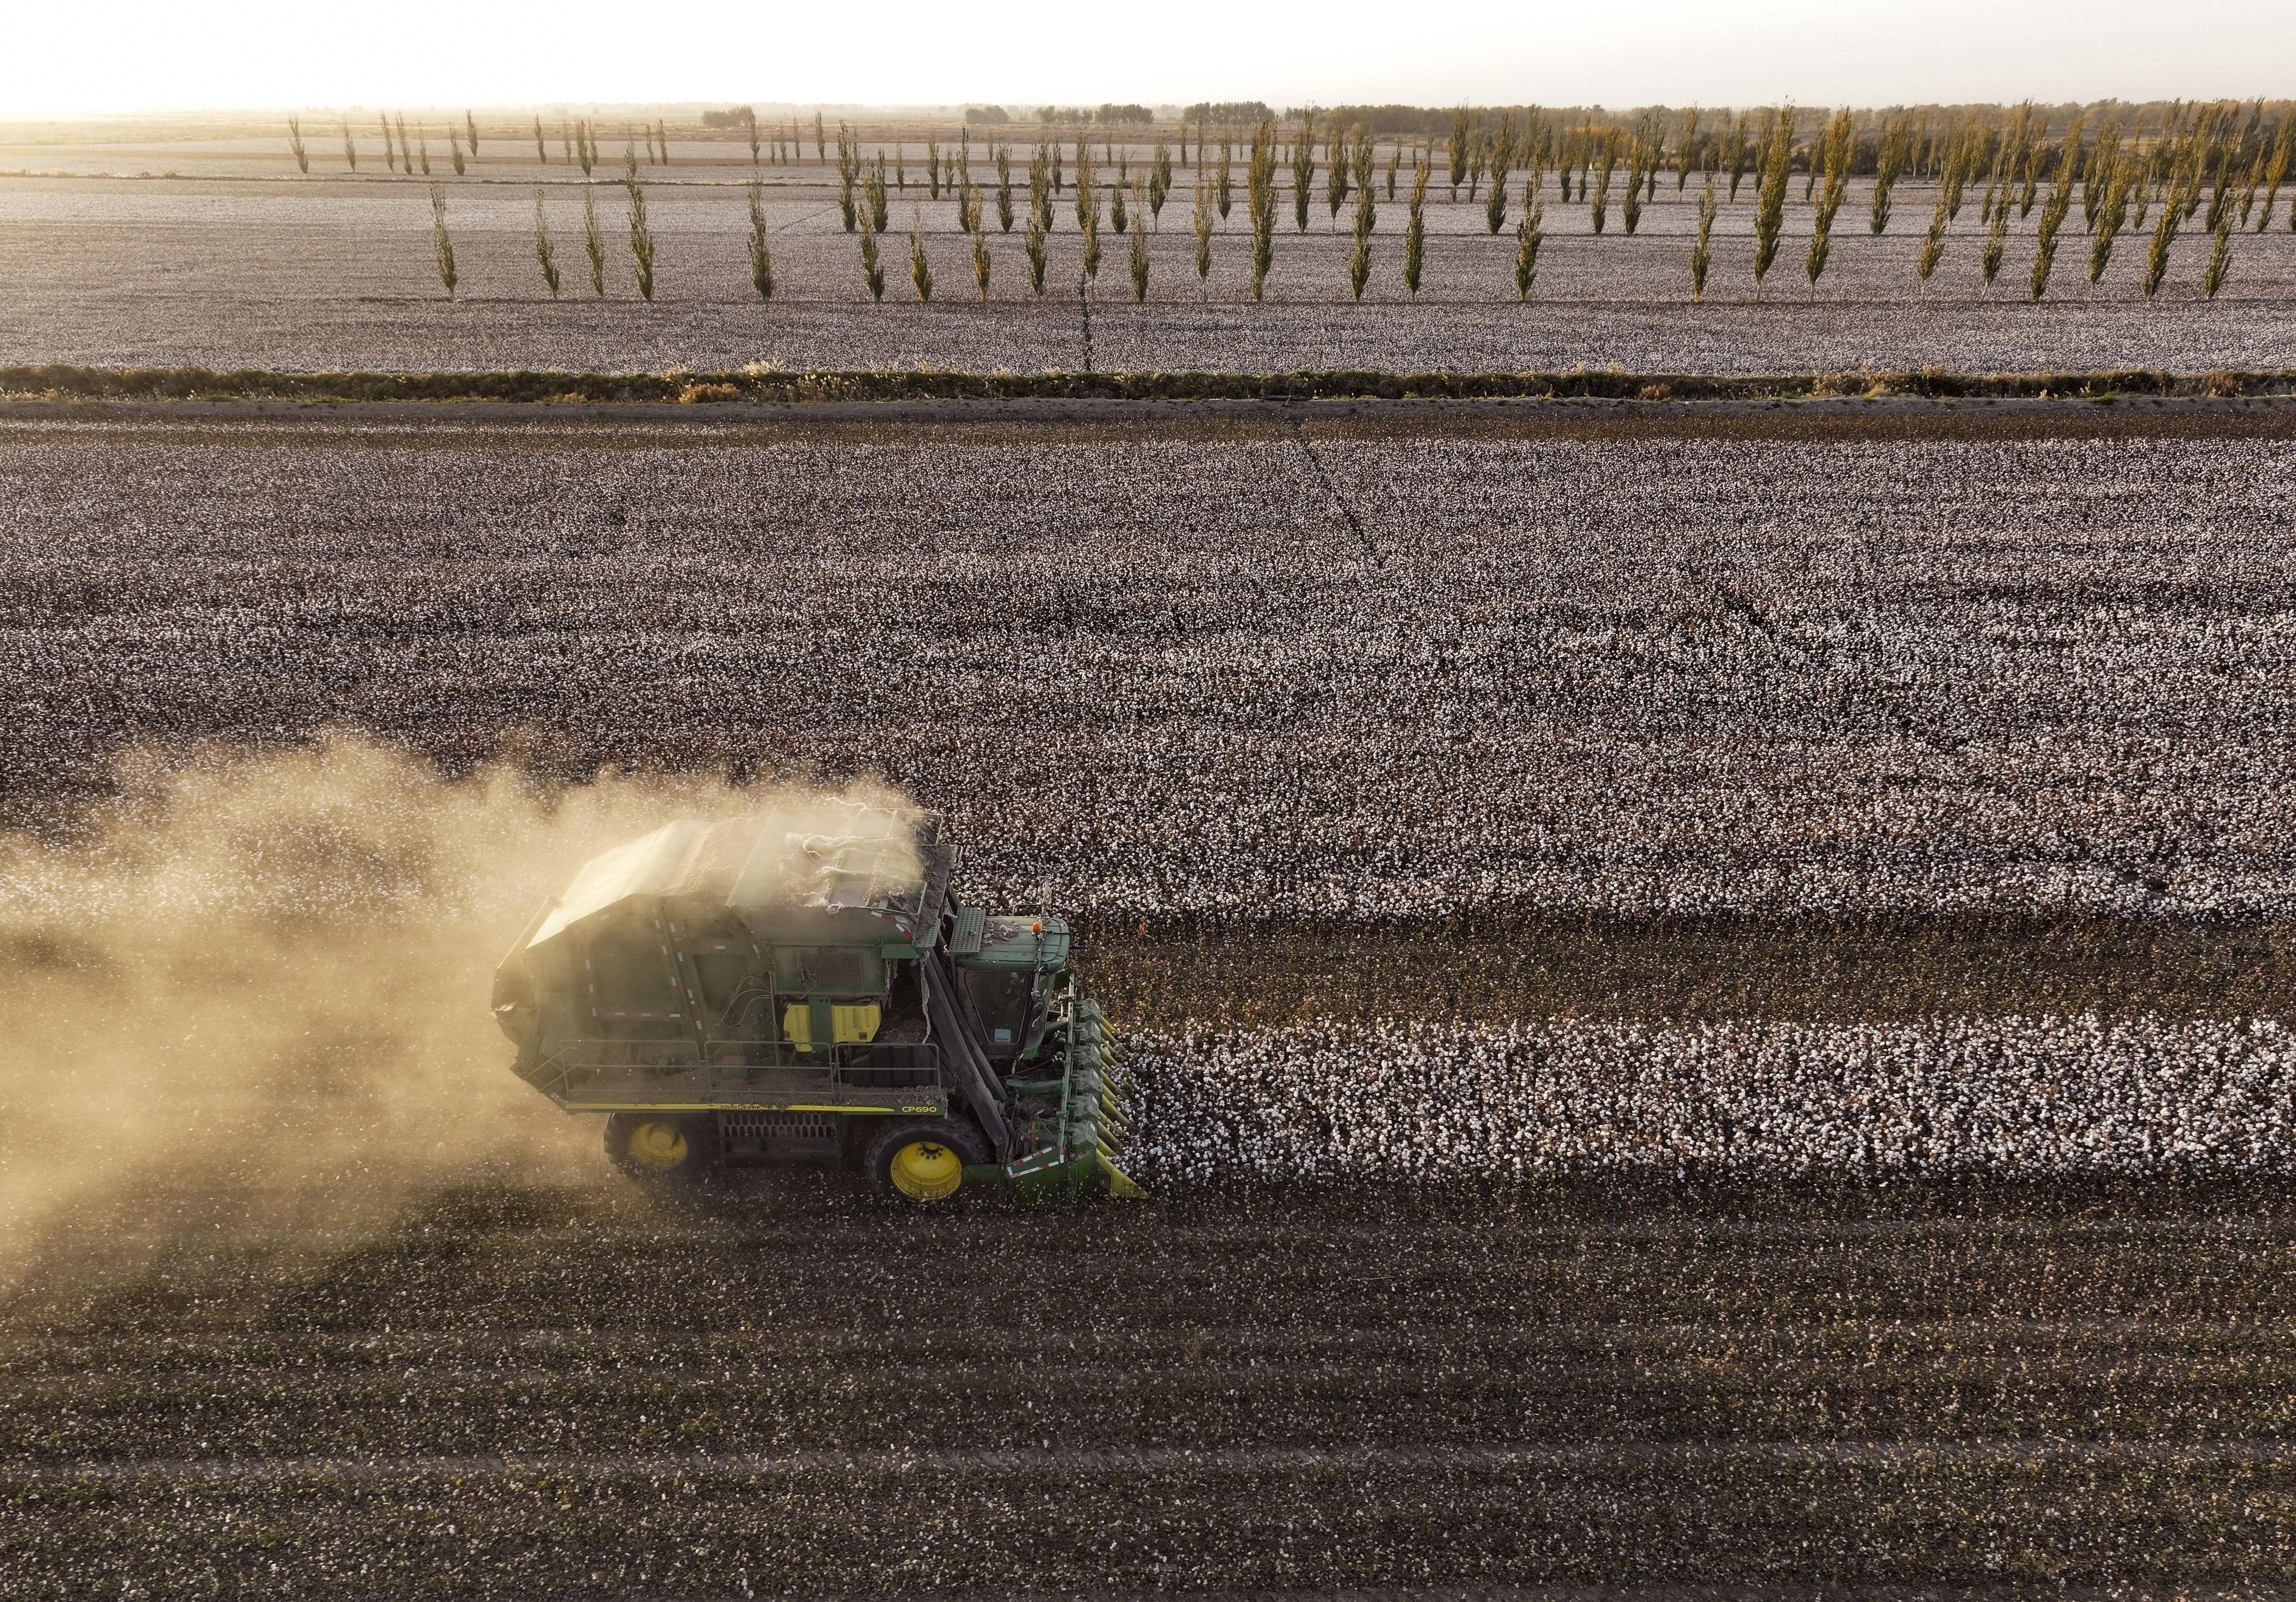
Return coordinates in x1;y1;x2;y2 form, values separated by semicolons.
961;968;1033;1052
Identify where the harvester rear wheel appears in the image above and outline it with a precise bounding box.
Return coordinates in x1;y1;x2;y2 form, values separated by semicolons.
866;1119;986;1203
604;1113;720;1186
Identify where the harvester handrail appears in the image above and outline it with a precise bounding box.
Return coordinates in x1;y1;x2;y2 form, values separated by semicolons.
531;1036;951;1101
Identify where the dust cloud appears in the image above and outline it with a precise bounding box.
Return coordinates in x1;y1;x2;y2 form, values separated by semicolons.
0;732;919;1288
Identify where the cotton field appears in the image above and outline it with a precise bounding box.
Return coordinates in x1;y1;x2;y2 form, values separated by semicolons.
4;419;2291;921
3;342;2294;1602
1129;1015;2296;1183
1;164;2293;375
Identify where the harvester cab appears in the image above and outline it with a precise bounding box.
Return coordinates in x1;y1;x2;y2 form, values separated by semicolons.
491;809;1139;1202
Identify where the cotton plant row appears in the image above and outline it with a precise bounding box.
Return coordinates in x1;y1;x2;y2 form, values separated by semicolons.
3;432;2293;921
1124;1015;2296;1183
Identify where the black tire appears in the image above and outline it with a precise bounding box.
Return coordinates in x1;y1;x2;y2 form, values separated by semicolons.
864;1118;988;1203
604;1112;721;1187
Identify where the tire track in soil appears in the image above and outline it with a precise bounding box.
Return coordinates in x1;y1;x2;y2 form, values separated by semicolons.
1290;419;1385;567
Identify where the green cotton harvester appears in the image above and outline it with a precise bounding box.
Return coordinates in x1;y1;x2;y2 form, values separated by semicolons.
491;807;1139;1201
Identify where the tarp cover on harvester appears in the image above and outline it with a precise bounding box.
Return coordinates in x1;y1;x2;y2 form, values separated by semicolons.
524;805;933;950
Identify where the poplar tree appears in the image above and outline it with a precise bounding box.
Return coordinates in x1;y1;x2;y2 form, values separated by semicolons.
2081;120;2120;234
1691;177;1716;301
1514;201;1544;300
430;186;457;297
973;215;993;301
2048;110;2086;226
287;117;308;175
2019;115;2049;219
864;159;890;234
1031;147;1054;233
344;120;358;171
1128;224;1149;300
1871;112;1912;234
1675;107;1701;190
1024;217;1048;295
624;165;657;302
465;110;480;162
860;214;885;300
1249;119;1278;299
2034;127;2079;270
1981;186;2009;293
1590;132;1618;234
2203;215;2233;297
1751;108;1793;294
1193;173;1214;281
1917;189;1949;290
748;181;775;300
1403;158;1428;297
2029;219;2060;300
2089;147;2134;288
1622;137;1650;235
532;115;546;165
582;187;607;296
534;189;561;296
2145;175;2189;297
2256;113;2293;231
837;127;860;233
997;146;1015;232
1348;181;1375;300
1292;111;1316;232
1806;109;1854;290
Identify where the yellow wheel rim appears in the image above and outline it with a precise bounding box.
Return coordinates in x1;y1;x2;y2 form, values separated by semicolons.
888;1139;962;1201
627;1121;689;1172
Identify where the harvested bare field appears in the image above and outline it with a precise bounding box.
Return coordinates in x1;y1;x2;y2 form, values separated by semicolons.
1;169;2292;375
6;1180;2296;1597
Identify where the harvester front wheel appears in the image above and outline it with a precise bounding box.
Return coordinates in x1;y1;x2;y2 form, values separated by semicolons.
866;1119;985;1203
605;1113;720;1187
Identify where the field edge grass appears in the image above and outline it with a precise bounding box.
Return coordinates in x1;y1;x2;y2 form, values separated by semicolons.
5;362;2295;405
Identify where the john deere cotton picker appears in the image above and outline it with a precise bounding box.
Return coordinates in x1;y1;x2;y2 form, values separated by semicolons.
492;809;1139;1201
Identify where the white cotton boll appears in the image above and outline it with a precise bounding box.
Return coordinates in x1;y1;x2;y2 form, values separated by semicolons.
1125;1014;2296;1186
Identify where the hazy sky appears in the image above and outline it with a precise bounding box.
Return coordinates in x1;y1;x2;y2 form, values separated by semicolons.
9;0;2293;117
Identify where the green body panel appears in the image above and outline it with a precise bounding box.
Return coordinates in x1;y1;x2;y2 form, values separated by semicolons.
955;916;1073;972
